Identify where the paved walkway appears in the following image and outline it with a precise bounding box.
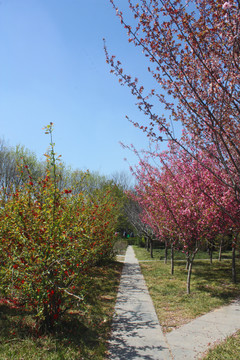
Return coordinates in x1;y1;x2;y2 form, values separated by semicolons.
166;298;240;359
107;246;240;360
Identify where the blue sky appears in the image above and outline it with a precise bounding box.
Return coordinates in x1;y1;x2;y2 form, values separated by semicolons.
0;0;173;179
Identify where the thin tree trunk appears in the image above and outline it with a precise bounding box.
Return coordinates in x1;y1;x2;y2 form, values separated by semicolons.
187;259;193;295
186;249;198;294
150;238;153;258
209;248;213;264
218;239;223;262
164;241;168;264
232;244;237;283
171;244;174;275
185;253;190;270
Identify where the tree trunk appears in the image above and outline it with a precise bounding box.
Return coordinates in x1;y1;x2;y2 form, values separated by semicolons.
218;239;222;262
186;259;193;295
171;244;174;275
186;249;198;294
209;248;213;264
232;244;237;283
185;253;190;270
164;241;168;264
150;238;153;258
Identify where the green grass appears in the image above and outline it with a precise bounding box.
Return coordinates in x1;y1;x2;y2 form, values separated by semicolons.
133;245;233;261
133;246;240;333
0;260;123;360
202;330;240;359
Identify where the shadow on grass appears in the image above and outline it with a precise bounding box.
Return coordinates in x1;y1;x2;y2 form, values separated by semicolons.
54;316;100;350
0;260;124;359
0;306;100;345
0;301;36;341
161;260;240;302
191;261;240;301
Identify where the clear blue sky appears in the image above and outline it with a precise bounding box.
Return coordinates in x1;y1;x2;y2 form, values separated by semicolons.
0;0;173;179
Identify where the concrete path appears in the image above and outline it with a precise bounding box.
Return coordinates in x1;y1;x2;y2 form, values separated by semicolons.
107;246;171;359
107;246;240;360
166;298;240;359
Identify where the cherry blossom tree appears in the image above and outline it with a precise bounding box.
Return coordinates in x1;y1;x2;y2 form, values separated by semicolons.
106;0;240;201
106;0;240;289
131;142;240;292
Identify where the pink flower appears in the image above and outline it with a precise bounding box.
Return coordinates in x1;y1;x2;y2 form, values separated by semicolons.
222;2;232;10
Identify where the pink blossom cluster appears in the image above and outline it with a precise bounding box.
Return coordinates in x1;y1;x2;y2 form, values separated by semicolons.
222;2;232;10
130;143;240;256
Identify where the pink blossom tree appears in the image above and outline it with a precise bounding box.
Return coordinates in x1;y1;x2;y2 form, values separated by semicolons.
106;0;240;203
131;142;240;293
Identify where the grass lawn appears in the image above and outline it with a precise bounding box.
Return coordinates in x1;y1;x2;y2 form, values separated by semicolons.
0;260;123;360
203;330;240;359
134;245;232;261
133;246;240;333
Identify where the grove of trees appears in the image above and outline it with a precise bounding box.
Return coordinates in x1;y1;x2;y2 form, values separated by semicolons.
106;0;240;293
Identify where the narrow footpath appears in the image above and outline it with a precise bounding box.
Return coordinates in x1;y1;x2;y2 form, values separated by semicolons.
107;245;240;360
107;245;171;359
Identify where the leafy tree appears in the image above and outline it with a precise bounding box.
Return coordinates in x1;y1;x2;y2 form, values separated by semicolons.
108;171;135;236
126;193;159;256
0;138;45;197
